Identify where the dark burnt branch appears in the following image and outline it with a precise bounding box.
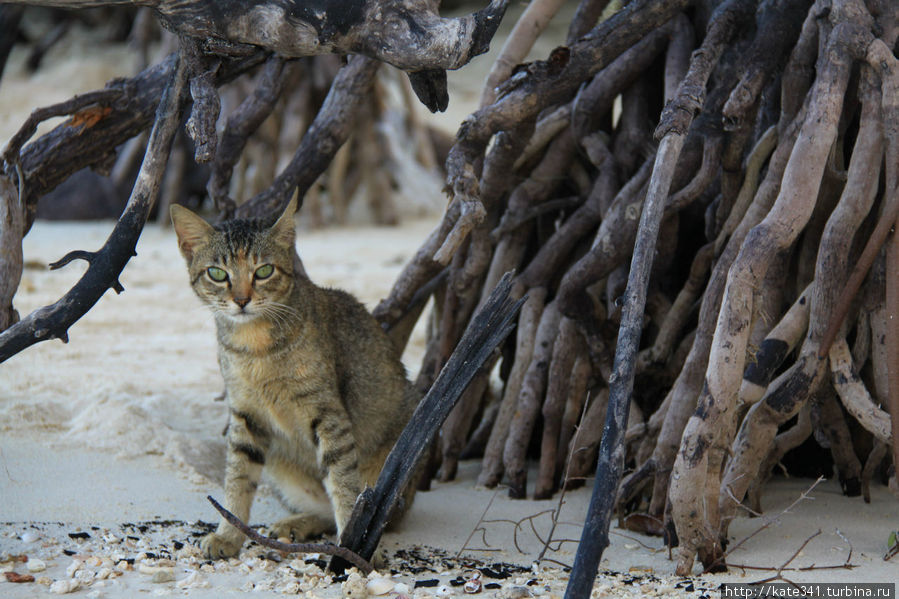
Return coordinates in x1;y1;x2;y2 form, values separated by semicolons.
4;0;510;111
565;133;685;599
407;68;449;114
48;251;125;294
14;51;267;233
0;50;190;363
208;55;289;215
235;56;380;221
334;272;525;568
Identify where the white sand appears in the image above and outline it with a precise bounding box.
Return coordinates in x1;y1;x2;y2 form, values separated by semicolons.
2;220;898;598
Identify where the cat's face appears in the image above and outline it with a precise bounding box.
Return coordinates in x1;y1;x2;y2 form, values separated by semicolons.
171;200;297;324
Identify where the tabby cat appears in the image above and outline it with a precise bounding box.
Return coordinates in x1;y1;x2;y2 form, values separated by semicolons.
171;199;420;559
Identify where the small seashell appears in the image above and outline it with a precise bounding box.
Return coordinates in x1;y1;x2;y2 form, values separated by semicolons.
394;582;410;594
463;578;482;594
20;531;40;544
26;558;47;572
505;587;533;599
341;571;368;599
73;569;95;584
65;560;82;577
176;571;210;590
365;576;395;595
49;579;81;594
138;563;161;575
151;568;175;583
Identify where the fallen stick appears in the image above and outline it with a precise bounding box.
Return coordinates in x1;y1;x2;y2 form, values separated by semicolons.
206;496;373;574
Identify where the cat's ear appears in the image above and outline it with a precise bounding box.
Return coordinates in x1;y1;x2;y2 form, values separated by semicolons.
170;204;214;261
271;197;297;248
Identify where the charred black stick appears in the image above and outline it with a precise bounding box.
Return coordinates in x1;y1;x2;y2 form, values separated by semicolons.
333;272;525;569
0;49;190;363
565;132;687;598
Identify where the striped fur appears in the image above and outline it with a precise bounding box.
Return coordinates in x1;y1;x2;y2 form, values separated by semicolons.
171;200;420;559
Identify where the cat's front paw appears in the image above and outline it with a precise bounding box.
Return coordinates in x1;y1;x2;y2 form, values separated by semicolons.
200;532;243;559
270;514;335;542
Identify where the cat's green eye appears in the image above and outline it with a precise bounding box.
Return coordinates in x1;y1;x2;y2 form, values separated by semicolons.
254;264;274;280
207;267;228;282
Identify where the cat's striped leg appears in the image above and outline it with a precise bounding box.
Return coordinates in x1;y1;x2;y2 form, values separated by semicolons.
312;402;363;537
201;409;269;559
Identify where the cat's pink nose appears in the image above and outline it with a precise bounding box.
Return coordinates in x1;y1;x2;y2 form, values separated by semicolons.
234;297;250;308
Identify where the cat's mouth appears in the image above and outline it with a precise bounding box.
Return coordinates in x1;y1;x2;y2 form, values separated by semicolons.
223;306;259;321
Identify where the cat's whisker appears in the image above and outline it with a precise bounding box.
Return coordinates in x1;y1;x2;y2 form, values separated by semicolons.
257;305;284;329
263;301;300;321
259;303;298;331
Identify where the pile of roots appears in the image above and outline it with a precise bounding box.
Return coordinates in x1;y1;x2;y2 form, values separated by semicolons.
372;0;898;575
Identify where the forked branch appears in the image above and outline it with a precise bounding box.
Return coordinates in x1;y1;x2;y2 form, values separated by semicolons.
0;50;190;362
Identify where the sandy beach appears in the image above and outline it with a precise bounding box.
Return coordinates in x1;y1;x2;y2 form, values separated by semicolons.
2;5;898;597
2;219;898;598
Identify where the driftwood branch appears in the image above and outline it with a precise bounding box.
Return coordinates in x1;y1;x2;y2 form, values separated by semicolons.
206;495;373;574
207;55;289;215
0;175;24;331
332;272;525;569
10;51;266;233
2;0;511;111
0;48;190;362
235;55;380;220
